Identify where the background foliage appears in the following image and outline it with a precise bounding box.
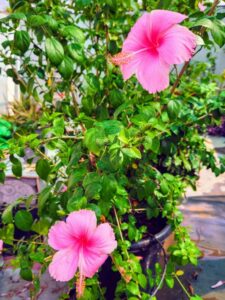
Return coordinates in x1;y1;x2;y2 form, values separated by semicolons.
0;0;225;299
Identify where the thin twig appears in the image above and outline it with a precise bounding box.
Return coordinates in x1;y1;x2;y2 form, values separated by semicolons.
174;273;191;299
113;206;130;259
70;84;80;116
42;135;84;144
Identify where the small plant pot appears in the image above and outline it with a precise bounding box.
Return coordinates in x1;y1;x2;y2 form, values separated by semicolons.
69;221;171;300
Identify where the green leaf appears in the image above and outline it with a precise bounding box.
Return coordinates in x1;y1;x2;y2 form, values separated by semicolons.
84;127;106;155
85;183;102;199
36;159;50;181
138;274;147;289
12;163;22;177
118;129;129;144
20;268;33;281
33;276;41;294
1;197;22;224
0;139;9;150
96;120;123;135
14;210;33;231
45;16;58;30
9;12;27;20
0;168;5;183
193;18;214;29
150;137;160;154
2;205;14;224
101;174;117;201
67;188;87;212
53;117;65;136
211;19;225;47
0;118;12;138
58;56;74;79
68;167;87;188
61;25;85;44
166;276;174;289
195;34;205;46
167;100;181;119
14;30;30;53
108;40;118;55
67;43;84;62
10;155;22;177
28;15;47;27
45;37;64;65
192;18;225;47
127;281;140;296
160;179;169;195
85;73;100;92
83;172;101;187
11;0;25;10
29;252;45;263
157;0;171;9
122;147;141;159
31;218;51;235
38;186;51;213
109;148;124;170
2;224;14;245
83;173;102;199
190;296;203;300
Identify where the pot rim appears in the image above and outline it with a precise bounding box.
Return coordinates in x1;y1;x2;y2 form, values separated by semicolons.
130;224;171;251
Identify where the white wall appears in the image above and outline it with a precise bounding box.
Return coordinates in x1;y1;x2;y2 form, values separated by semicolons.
0;11;20;115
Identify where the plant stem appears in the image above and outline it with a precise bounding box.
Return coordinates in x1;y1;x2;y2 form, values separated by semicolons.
42;135;84;144
170;0;220;95
0;50;27;89
70;84;80;116
12;238;44;245
113;206;129;259
174;273;191;299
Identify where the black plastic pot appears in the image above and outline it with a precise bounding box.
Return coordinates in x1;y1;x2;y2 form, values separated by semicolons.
69;223;171;300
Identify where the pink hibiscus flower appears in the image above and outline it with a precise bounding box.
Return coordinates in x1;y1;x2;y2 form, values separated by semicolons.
48;210;117;295
110;10;196;94
198;2;206;12
0;240;3;253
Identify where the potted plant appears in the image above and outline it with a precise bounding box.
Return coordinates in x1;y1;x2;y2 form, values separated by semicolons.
0;0;225;299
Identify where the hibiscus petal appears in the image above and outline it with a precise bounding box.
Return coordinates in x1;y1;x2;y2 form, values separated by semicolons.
120;54;141;80
49;247;78;282
198;2;206;12
120;10;187;82
122;13;151;53
158;25;196;65
48;221;74;250
0;240;3;252
80;249;108;278
90;223;117;254
66;209;97;239
149;10;187;39
136;51;170;93
119;14;152;80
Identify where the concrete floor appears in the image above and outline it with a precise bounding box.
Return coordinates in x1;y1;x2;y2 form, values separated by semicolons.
158;137;225;300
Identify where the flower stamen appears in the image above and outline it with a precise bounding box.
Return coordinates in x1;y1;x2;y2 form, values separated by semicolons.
108;52;133;66
108;48;151;66
76;272;86;299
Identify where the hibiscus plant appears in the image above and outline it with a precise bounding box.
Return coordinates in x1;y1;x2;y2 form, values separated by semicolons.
0;0;225;299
